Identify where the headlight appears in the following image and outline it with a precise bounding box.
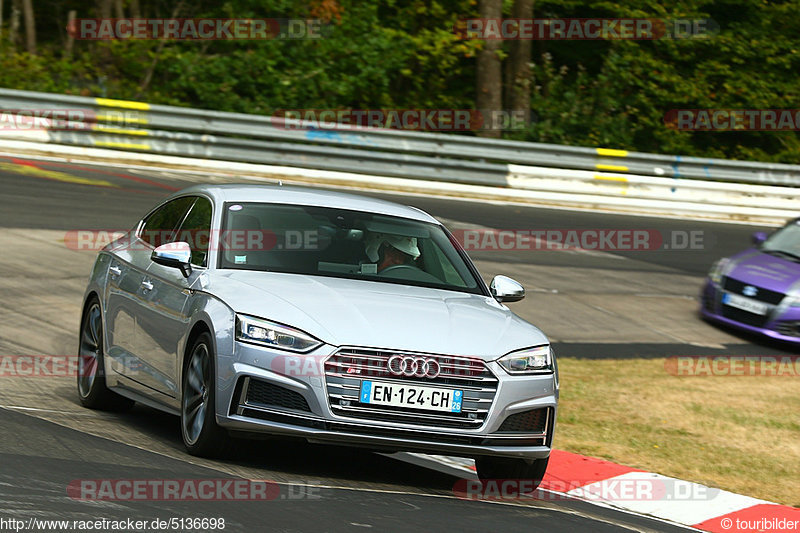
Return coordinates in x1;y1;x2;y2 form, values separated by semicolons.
235;314;322;353
708;258;731;285
785;281;800;307
497;345;553;374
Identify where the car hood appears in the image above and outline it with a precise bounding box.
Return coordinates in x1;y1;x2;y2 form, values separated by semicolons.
206;270;548;358
726;248;800;294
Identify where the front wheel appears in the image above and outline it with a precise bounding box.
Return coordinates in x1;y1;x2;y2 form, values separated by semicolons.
77;297;134;411
181;332;229;457
474;456;550;491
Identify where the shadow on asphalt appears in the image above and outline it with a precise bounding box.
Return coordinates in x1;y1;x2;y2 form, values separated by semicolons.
55;387;459;492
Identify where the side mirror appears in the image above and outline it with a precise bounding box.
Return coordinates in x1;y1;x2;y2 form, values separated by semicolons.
151;242;192;278
490;275;525;303
751;232;767;245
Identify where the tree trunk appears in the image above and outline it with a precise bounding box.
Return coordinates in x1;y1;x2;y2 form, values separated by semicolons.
506;0;534;128
9;0;21;48
97;0;112;19
21;0;34;54
65;9;76;57
130;0;141;18
114;0;124;19
475;0;503;138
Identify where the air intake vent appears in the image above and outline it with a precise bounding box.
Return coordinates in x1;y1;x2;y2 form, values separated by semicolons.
496;408;548;433
245;378;311;413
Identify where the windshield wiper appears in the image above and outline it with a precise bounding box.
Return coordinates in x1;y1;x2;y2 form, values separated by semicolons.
762;249;800;262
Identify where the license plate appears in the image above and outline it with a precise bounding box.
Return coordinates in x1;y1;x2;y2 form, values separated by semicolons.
723;292;769;315
359;380;463;413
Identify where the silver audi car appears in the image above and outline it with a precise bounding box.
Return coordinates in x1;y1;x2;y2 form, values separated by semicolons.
78;184;558;483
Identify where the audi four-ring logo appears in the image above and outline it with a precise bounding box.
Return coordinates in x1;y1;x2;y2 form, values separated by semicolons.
387;355;440;379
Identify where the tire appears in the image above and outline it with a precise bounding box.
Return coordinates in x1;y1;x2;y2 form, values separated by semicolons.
181;332;229;457
475;456;550;491
77;297;135;411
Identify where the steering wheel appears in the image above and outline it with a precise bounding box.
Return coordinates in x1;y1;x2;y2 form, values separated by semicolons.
379;264;422;275
379;264;443;284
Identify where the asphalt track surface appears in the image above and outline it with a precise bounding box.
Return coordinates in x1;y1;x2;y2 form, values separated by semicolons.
0;154;792;532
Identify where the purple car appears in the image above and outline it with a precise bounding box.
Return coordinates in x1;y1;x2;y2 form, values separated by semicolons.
701;219;800;345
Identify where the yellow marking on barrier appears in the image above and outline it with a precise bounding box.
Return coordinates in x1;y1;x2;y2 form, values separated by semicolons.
96;114;149;125
0;161;117;187
95;97;151;111
594;173;629;195
92;140;151;150
594;174;629;183
596;163;629;172
91;125;150;136
596;148;628;157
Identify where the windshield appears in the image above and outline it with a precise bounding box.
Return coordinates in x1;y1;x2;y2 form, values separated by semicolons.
218;202;483;294
761;221;800;259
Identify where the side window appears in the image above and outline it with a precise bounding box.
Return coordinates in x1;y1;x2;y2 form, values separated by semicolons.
173;197;213;266
139;197;195;248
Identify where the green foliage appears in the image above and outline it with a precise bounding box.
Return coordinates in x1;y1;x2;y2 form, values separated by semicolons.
521;0;800;161
0;0;799;162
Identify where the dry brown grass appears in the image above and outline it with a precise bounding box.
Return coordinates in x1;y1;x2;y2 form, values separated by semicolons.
552;357;800;507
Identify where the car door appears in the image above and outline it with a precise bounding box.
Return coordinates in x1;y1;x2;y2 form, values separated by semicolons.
136;196;213;398
109;196;195;392
104;249;141;372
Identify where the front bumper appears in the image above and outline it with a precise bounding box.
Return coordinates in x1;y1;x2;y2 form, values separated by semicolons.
215;342;557;460
700;280;800;344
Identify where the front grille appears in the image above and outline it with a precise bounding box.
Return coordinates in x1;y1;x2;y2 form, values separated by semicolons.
244;378;311;413
721;306;769;328
496;408;548;433
723;277;785;305
775;321;800;337
324;347;498;429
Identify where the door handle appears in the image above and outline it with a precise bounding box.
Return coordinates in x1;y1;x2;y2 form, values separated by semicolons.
109;265;122;277
141;280;154;292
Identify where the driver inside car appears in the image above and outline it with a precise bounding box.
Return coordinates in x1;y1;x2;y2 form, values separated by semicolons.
364;233;421;273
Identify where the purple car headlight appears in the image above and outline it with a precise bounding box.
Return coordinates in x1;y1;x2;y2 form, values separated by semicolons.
786;281;800;307
708;258;732;285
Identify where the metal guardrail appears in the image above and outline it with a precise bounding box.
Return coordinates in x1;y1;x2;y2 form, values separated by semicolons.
1;87;800;187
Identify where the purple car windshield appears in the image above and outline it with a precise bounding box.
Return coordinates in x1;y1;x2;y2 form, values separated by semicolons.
762;222;800;260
